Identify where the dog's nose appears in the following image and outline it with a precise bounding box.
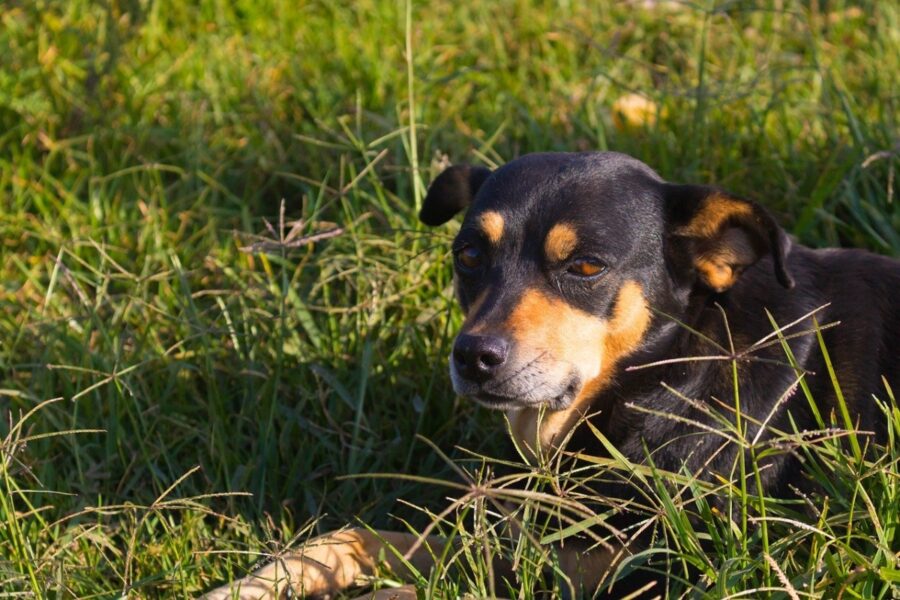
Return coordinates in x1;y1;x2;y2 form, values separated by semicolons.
453;334;509;383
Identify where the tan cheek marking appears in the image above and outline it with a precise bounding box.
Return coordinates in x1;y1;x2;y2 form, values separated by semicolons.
601;280;652;360
478;210;504;245
676;194;753;239
504;289;607;382
544;222;579;262
507;281;651;458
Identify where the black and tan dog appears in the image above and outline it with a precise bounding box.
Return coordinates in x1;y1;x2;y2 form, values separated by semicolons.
204;152;899;599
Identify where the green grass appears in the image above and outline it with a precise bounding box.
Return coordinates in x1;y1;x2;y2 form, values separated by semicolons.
0;0;898;597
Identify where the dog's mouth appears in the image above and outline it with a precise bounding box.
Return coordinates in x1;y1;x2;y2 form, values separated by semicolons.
461;378;581;411
447;348;585;410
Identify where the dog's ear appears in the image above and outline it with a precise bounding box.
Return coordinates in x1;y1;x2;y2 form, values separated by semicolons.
419;165;492;226
664;183;794;292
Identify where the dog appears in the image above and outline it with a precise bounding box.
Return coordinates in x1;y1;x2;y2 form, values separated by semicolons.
204;151;899;599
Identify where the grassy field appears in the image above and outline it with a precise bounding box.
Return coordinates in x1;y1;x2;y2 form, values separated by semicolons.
1;0;898;597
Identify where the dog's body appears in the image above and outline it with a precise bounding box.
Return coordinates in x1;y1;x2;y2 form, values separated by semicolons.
205;152;899;599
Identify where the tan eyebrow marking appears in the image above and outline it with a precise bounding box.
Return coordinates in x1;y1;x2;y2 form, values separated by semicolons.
544;222;579;262
478;211;505;245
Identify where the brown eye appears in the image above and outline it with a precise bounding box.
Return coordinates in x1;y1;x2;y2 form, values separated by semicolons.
567;257;607;278
456;246;483;271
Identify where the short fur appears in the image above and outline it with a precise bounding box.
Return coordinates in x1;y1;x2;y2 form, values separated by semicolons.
205;151;899;599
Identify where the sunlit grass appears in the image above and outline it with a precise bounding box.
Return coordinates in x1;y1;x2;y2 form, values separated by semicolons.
1;0;898;596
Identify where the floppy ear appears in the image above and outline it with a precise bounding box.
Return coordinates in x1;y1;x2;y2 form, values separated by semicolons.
664;183;794;292
419;164;492;226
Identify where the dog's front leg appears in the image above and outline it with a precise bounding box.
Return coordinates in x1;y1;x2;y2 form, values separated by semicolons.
201;528;445;599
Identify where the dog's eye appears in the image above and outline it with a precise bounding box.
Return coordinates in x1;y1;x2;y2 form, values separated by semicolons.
455;245;483;272
567;257;607;278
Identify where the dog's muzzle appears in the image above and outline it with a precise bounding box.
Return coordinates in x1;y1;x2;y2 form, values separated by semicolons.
449;333;581;410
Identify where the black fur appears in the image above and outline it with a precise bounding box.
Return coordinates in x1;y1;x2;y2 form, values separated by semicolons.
420;164;492;226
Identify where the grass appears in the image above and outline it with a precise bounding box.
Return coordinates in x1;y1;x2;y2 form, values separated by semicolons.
0;0;898;597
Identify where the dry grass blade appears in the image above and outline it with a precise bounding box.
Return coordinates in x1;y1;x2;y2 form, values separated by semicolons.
239;227;344;253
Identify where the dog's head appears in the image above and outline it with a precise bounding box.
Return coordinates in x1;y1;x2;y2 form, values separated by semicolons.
422;152;792;412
